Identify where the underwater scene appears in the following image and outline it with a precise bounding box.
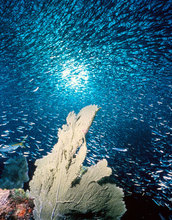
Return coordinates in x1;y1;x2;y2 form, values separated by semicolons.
0;0;172;219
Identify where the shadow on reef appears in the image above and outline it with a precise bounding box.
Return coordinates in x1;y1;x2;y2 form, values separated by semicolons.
122;193;172;220
64;211;106;220
24;160;36;191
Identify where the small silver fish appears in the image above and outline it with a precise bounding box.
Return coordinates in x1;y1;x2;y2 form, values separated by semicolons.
113;147;128;152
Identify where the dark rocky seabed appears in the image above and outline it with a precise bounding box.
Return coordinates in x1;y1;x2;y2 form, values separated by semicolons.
0;0;172;219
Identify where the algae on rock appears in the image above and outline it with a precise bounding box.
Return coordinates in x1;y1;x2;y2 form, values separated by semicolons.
29;105;126;219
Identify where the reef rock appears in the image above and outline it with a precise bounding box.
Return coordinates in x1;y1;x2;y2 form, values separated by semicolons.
0;155;29;189
29;105;126;219
0;188;34;219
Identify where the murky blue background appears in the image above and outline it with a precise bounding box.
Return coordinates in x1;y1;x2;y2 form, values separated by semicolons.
0;0;171;209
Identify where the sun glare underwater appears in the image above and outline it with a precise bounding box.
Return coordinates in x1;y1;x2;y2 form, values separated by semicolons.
0;0;172;211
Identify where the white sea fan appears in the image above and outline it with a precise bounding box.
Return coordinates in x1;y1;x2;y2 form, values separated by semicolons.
29;105;126;220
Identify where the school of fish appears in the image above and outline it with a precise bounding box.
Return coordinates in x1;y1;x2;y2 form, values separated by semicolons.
0;0;171;209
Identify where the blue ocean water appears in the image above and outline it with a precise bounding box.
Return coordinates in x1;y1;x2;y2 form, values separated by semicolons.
0;0;171;210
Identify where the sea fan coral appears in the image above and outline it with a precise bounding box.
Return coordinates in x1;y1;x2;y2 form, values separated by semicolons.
29;105;126;219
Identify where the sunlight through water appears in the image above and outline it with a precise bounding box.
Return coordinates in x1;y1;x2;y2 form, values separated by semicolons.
62;60;89;91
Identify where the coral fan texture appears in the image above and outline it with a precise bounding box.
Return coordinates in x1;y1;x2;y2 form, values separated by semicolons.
29;105;126;219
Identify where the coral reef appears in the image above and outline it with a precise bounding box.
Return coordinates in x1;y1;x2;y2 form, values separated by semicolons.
0;155;29;189
0;188;34;219
29;105;126;219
